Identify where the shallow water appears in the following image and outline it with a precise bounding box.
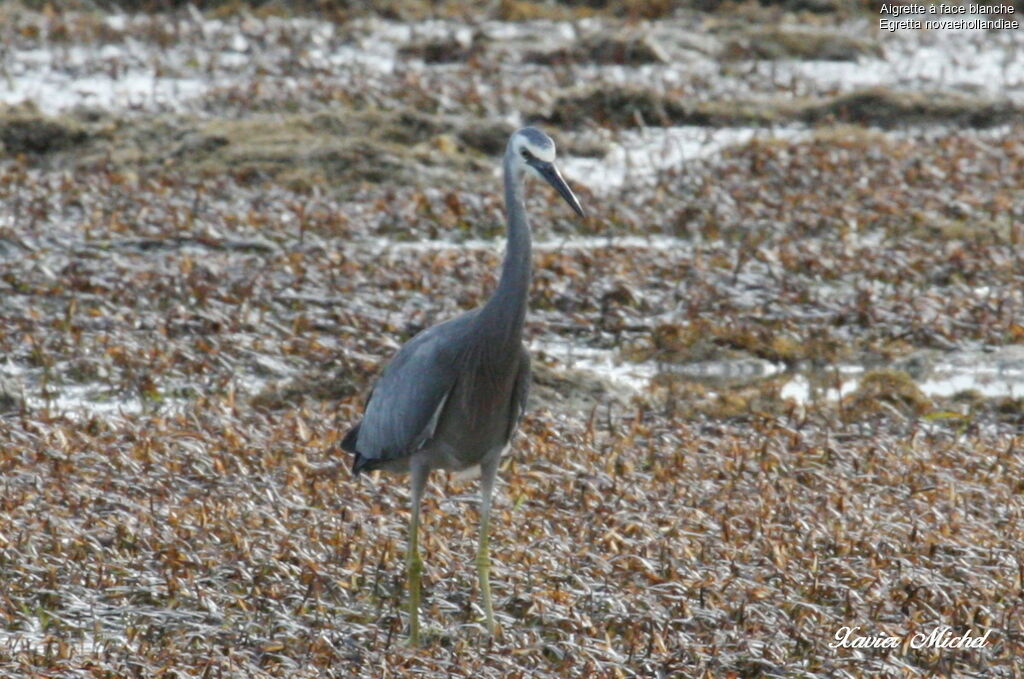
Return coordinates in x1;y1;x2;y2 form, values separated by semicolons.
12;338;1022;418
4;13;1021;116
2;10;1022;420
905;347;1024;399
533;340;659;393
363;234;688;253
561;126;807;193
751;24;1024;102
538;342;1024;405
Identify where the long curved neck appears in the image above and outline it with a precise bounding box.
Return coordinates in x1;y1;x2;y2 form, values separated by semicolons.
478;152;531;346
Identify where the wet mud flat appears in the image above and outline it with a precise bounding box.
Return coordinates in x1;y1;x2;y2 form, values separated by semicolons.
1;2;1024;677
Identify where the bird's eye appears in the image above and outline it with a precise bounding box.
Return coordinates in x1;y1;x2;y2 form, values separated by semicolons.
521;148;532;160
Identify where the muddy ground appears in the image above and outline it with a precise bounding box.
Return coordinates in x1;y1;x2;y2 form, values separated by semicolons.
0;2;1023;677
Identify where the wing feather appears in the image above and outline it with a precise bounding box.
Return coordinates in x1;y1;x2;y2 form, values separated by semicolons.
350;313;474;472
506;346;531;441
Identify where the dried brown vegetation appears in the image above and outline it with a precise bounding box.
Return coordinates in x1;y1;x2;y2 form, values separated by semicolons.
525;33;669;66
543;86;1024;130
1;2;1023;677
721;26;882;61
0;108;89;156
3;405;1023;677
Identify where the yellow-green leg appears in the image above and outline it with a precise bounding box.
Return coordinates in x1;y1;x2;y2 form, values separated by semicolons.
477;458;499;635
407;466;429;646
476;511;493;634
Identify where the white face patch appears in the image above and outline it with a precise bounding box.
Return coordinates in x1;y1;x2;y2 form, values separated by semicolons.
523;138;555;162
513;128;556;164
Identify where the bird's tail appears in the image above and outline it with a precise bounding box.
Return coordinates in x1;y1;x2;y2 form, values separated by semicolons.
342;422;386;474
341;423;364;474
351;454;378;475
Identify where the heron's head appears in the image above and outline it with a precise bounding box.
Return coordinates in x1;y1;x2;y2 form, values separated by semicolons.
509;127;585;218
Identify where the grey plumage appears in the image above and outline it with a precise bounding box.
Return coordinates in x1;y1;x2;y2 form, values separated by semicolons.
342;126;584;644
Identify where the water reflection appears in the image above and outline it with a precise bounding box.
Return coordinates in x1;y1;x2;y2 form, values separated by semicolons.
538;341;1024;405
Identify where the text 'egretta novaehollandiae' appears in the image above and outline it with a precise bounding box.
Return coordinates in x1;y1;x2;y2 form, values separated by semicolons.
342;127;584;644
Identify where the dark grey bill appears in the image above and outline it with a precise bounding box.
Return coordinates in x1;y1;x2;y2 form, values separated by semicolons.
530;159;585;217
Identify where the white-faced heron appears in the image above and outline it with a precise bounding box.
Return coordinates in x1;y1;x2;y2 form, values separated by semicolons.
342;127;584;644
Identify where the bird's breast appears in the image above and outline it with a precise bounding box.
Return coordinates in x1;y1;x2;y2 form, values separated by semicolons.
427;346;522;468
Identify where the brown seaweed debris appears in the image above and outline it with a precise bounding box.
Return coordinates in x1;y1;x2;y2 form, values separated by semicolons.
33;108;487;191
496;0;676;20
539;86;786;128
398;32;486;63
693;0;866;12
542;85;1023;131
0;107;89;156
526;32;668;66
722;27;882;62
842;369;932;419
455;120;517;156
801;87;1022;129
